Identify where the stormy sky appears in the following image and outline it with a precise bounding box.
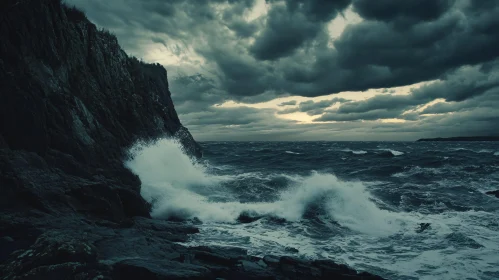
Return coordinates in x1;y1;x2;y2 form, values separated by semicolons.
68;0;499;141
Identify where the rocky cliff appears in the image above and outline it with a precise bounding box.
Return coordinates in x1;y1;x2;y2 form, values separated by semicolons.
0;0;201;160
0;0;200;218
0;1;383;279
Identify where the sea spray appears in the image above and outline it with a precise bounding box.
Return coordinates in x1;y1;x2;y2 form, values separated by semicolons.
341;149;368;155
125;138;234;221
125;138;411;236
126;140;499;279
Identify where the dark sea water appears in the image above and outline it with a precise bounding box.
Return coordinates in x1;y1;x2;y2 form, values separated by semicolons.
126;140;499;280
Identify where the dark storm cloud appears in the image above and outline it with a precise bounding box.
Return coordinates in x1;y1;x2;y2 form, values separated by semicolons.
299;98;347;111
169;74;228;114
298;98;348;115
206;48;274;97
352;0;451;25
276;98;349;115
181;106;276;126
421;88;499;115
376;107;499;137
151;37;168;48
278;100;297;106
273;0;499;100
226;20;259;38
411;61;499;102
333;3;499;82
282;0;352;21
325;57;499;122
70;0;499;99
67;0;499;140
249;5;322;60
69;0;499;98
250;0;351;60
336;95;420;114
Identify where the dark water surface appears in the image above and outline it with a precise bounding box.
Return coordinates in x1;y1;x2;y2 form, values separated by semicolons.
127;141;499;280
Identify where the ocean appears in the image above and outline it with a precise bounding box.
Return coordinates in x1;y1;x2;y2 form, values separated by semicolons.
125;140;499;280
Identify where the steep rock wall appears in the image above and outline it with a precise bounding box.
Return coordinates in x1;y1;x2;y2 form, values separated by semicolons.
0;0;200;221
0;0;201;163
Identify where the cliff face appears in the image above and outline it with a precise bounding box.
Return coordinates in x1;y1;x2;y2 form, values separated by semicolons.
0;0;200;161
0;0;201;238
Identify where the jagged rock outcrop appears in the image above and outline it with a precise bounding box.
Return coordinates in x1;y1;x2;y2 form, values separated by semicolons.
0;0;201;219
486;190;499;198
0;0;201;161
0;1;384;279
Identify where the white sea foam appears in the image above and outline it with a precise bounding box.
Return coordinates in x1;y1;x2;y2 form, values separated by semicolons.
341;149;367;155
450;148;471;152
126;138;409;235
126;139;499;279
125;138;235;221
451;148;496;154
383;149;404;156
285;151;301;155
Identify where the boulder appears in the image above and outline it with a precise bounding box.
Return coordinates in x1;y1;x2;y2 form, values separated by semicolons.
0;232;104;279
486;190;499;198
112;259;212;280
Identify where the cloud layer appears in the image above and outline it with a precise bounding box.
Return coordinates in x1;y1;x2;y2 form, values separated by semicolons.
68;0;499;140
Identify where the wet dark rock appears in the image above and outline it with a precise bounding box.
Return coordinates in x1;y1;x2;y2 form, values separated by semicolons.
263;255;280;267
112;259;212;280
267;216;288;224
191;246;248;267
191;217;203;225
0;0;385;279
237;211;263;223
194;251;238;267
133;216;200;235
312;260;359;276
1;236;14;242
416;223;431;233
0;232;103;279
284;247;299;253
0;0;199;222
486;190;499;198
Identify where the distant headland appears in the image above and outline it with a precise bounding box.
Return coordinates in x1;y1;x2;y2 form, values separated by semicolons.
417;136;499;142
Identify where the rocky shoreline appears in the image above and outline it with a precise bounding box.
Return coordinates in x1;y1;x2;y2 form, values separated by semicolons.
0;0;384;279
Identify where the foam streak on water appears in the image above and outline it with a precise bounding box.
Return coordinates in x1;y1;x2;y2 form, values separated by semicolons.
125;139;499;280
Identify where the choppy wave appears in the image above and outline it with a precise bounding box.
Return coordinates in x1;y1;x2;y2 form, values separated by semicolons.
381;149;404;156
341;149;368;155
126;138;413;235
285;151;301;155
125;139;499;280
392;166;444;178
451;148;497;154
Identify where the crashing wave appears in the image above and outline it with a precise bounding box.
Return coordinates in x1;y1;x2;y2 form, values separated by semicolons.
125;138;408;235
341;149;367;155
384;149;404;156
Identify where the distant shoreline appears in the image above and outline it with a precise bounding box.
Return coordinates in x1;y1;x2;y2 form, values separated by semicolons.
417;136;499;142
